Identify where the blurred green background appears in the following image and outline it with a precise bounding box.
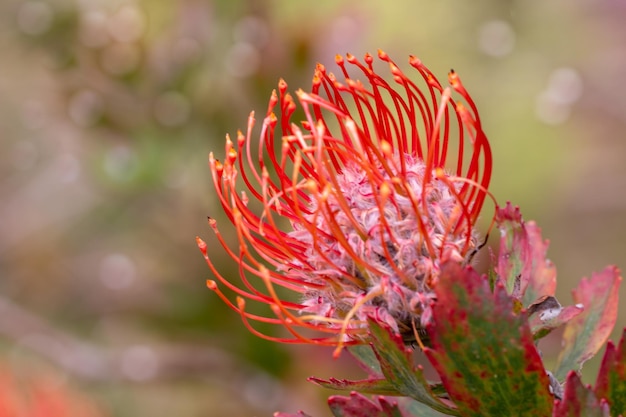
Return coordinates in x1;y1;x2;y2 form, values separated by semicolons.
1;0;625;415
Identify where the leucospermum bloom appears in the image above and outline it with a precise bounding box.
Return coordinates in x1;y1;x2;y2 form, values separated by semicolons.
197;51;494;356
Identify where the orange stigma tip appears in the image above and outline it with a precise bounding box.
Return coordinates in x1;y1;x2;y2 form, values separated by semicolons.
364;52;373;64
377;49;388;59
332;346;343;359
346;53;356;63
379;182;392;199
448;71;460;85
278;79;287;90
305;179;318;192
196;236;207;250
236;297;246;309
380;140;392;156
206;280;217;290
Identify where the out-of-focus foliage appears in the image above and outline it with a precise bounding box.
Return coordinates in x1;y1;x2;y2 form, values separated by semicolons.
0;0;624;415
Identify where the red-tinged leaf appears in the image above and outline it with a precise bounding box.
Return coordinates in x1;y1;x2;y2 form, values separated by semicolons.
495;203;527;297
328;392;403;417
553;372;610;417
528;296;584;340
367;319;459;416
425;262;553;417
495;203;557;304
521;221;558;307
554;266;622;381
328;394;449;417
377;397;412;417
309;376;399;396
327;393;452;417
595;328;626;416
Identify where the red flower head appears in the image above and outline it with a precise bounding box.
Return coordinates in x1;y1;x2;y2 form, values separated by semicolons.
197;51;494;356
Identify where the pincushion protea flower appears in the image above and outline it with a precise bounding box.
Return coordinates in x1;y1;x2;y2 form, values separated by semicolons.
197;50;494;356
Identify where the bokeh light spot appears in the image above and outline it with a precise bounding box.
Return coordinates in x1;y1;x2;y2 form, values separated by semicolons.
100;42;141;75
17;1;54;36
233;16;270;48
120;345;158;382
153;91;190;127
99;253;136;290
55;153;81;184
79;10;110;48
103;145;137;182
478;20;516;57
68;89;103;127
107;4;146;43
535;67;583;125
331;16;359;46
225;42;260;78
545;67;583;105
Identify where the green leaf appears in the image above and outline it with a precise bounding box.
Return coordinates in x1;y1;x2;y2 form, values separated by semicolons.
554;266;622;381
349;344;383;375
553;372;610;417
594;328;626;416
309;376;399;396
495;203;557;305
424;262;553;417
495;203;527;297
367;319;460;416
397;397;455;417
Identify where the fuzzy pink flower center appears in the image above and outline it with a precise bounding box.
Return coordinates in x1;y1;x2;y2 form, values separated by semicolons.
284;152;476;340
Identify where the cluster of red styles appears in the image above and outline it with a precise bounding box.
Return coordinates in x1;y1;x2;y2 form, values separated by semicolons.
197;50;494;358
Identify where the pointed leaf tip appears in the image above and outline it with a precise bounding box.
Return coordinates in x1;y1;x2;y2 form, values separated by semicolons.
594;328;626;416
328;393;450;417
495;204;557;304
309;376;399;396
553;372;610;417
328;392;388;417
554;266;621;381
